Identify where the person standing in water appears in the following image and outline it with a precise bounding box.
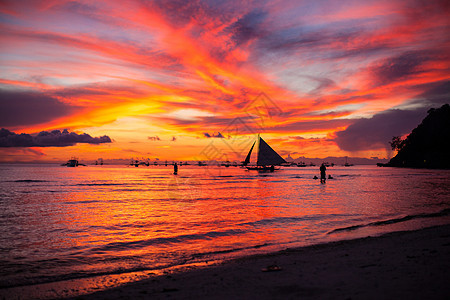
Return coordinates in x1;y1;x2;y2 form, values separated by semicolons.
173;162;178;175
320;163;326;183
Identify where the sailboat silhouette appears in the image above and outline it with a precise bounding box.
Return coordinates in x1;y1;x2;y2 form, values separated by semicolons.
244;135;286;171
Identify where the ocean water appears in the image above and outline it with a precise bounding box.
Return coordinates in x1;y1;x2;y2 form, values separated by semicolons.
1;164;449;297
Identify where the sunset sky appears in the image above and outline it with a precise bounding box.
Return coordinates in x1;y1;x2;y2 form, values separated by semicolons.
1;0;449;163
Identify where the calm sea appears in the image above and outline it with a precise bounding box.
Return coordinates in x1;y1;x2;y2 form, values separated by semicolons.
1;164;449;297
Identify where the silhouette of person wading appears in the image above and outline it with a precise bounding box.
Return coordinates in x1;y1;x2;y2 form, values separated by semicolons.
173;162;178;175
320;163;327;183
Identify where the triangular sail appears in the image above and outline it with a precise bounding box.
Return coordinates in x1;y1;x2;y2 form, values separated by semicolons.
257;137;286;166
243;141;255;166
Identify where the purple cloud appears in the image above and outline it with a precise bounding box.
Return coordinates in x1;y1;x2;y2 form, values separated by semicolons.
0;90;78;127
414;80;450;105
0;128;112;147
203;132;225;138
369;51;436;86
226;9;267;46
334;108;428;152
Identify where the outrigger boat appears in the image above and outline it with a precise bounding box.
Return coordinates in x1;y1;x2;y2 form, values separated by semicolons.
61;157;86;167
244;135;286;171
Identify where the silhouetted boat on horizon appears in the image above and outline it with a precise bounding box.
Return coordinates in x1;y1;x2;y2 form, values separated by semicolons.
244;135;286;171
62;157;86;167
344;156;353;167
130;158;150;167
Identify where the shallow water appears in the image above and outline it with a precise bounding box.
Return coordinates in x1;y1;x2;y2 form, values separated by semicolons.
0;164;449;292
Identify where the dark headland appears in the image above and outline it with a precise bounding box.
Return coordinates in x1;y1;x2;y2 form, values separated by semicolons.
382;104;450;169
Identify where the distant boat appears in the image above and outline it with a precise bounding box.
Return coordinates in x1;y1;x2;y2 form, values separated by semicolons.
62;157;85;167
130;159;139;167
344;156;353;167
66;159;78;167
245;135;286;171
221;161;231;167
130;158;149;167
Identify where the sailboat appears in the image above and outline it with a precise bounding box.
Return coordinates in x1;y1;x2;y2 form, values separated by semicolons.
244;135;286;171
61;157;86;167
62;157;79;167
344;156;353;167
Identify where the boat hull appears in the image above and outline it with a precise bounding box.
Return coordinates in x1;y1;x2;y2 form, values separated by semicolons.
246;166;280;172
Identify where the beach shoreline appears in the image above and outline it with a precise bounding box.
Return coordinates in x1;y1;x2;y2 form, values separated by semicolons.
74;224;450;300
3;224;444;300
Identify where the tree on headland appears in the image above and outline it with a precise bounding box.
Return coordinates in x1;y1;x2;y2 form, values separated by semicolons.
390;136;405;151
387;104;450;169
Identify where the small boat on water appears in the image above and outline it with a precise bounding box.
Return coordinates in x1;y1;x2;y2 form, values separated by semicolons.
130;158;150;167
244;135;286;172
221;161;231;167
344;156;354;167
62;157;85;167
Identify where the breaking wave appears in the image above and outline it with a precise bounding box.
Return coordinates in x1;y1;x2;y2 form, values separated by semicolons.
328;208;450;234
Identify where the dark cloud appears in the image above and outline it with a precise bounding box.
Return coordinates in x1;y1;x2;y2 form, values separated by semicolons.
258;27;387;60
52;84;147;98
0;128;112;147
0;90;78;127
261;28;343;52
334;108;428;152
53;87;108;98
370;51;435;86
307;76;335;94
121;148;141;154
148;136;161;141
149;0;207;27
227;9;267;46
267;119;351;133
304;109;353;118
148;0;236;29
203;132;224;138
57;1;99;14
400;0;450;23
415;80;450;105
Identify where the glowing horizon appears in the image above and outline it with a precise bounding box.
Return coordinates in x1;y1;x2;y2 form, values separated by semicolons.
1;0;449;162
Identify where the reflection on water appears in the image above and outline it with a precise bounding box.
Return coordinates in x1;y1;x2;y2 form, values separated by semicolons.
0;164;449;294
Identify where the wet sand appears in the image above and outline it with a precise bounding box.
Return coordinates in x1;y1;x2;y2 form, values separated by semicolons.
70;224;450;300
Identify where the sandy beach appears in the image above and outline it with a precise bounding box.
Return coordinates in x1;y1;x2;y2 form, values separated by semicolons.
61;224;450;300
